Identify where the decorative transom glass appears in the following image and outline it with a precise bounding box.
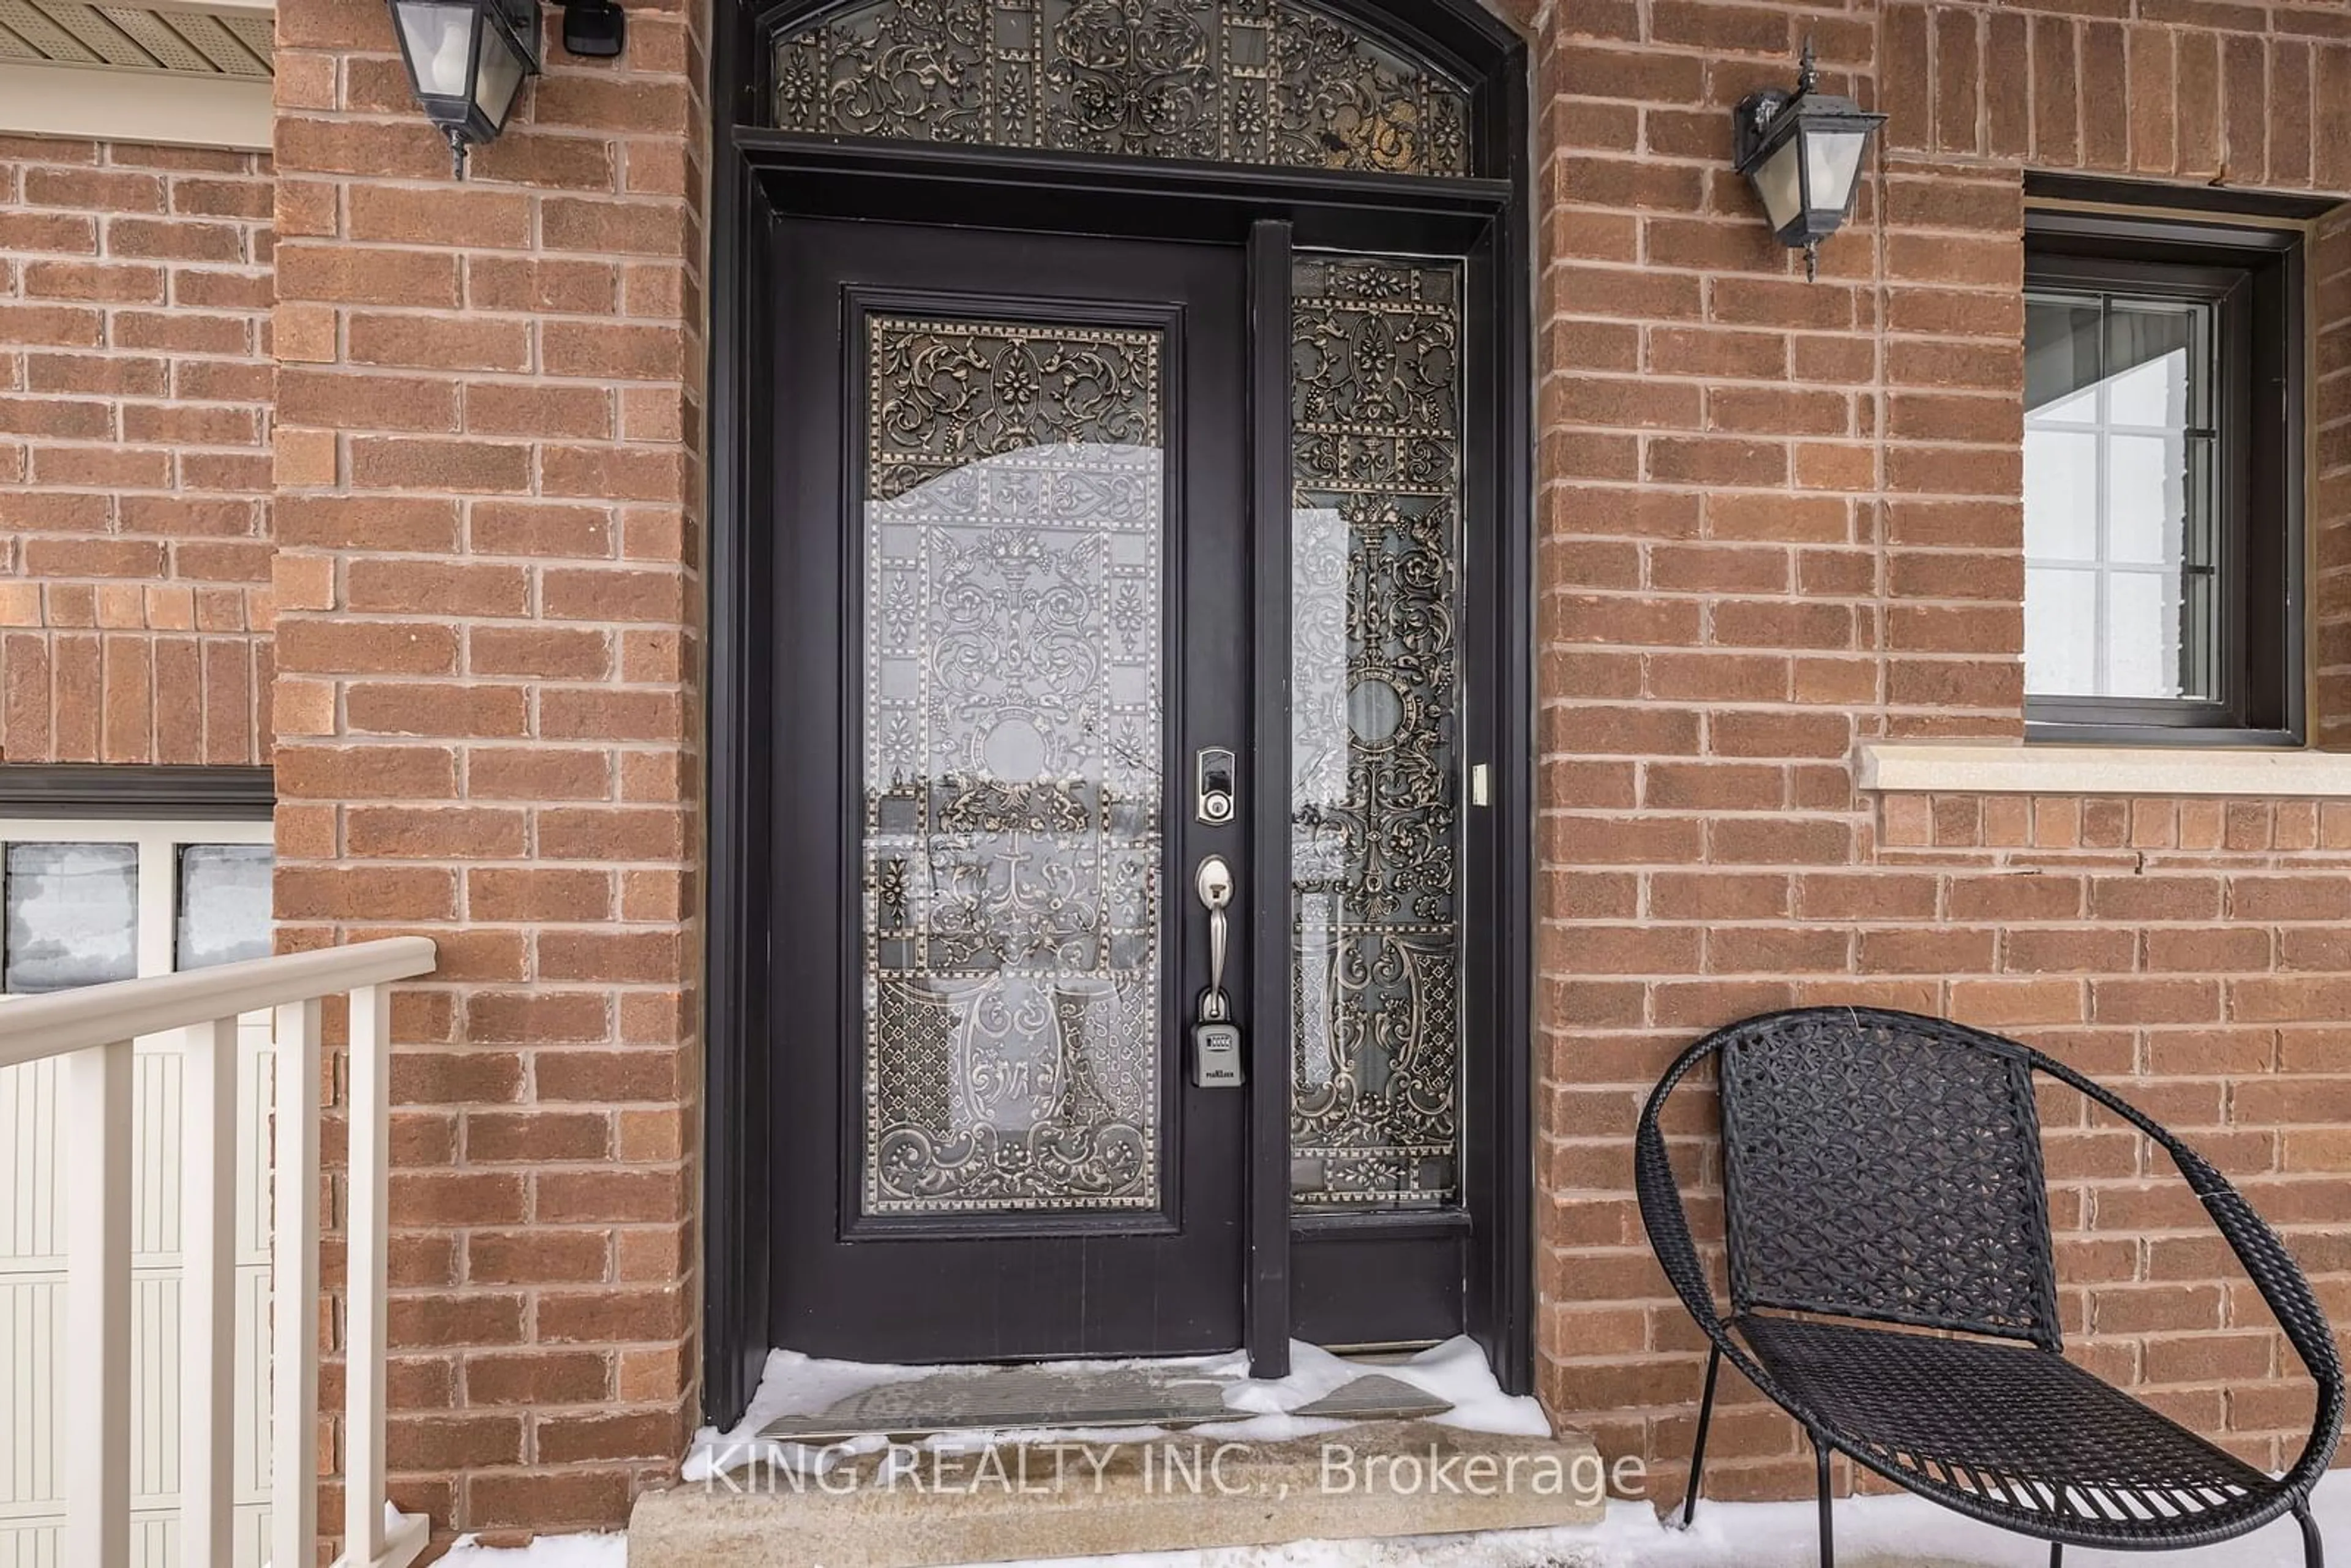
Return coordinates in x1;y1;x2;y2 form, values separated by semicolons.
1288;253;1464;1207
772;0;1471;176
861;313;1168;1215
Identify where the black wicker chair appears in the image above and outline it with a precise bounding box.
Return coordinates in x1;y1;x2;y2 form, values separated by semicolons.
1635;1007;2344;1567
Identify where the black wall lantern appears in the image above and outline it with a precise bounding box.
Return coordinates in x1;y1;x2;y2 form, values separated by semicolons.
1732;40;1886;280
389;0;542;176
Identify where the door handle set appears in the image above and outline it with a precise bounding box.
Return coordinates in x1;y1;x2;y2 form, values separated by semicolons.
1191;853;1243;1087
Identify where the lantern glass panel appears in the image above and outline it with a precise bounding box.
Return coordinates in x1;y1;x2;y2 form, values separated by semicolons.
1751;136;1803;234
474;23;530;129
396;0;478;97
1804;127;1870;220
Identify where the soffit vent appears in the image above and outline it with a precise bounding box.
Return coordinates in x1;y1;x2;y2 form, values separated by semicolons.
0;0;270;78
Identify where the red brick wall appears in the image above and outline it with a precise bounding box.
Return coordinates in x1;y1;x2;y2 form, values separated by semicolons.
0;135;273;764
267;0;709;1543
18;0;2351;1542
1537;0;2351;1506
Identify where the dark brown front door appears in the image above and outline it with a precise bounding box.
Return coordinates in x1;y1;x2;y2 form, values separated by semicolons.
768;215;1254;1362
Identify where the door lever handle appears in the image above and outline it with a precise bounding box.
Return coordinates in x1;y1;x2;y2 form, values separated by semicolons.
1195;855;1234;1022
1191;855;1242;1085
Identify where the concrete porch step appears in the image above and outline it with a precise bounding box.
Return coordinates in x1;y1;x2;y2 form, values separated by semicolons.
628;1420;1607;1568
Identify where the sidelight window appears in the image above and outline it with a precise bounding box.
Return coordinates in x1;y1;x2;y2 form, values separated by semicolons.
1289;252;1464;1209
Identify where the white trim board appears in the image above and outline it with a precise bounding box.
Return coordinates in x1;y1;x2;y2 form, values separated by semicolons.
1859;740;2351;798
0;61;270;151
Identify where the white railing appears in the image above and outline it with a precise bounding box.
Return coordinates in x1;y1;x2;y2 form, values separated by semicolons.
0;936;438;1568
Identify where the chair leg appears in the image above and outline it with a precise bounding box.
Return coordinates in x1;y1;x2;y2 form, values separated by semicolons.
1813;1435;1834;1568
1680;1345;1720;1529
2049;1544;2062;1568
2297;1499;2322;1568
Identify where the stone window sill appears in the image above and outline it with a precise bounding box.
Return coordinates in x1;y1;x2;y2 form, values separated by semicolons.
1858;741;2351;798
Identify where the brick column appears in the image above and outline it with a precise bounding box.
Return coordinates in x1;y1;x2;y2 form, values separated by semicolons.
269;0;708;1539
1532;0;1889;1502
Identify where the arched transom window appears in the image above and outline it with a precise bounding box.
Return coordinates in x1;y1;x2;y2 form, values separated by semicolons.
770;0;1472;176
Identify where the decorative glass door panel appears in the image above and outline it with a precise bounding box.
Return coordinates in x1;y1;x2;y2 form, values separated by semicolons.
860;313;1169;1216
1288;253;1465;1210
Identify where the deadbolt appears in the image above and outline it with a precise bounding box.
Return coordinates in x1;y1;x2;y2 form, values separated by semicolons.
1196;747;1236;824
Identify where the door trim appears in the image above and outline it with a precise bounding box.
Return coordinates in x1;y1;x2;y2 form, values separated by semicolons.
703;0;1534;1426
1243;219;1294;1378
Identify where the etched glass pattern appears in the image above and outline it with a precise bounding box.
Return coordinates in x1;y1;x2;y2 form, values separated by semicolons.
773;0;1469;177
862;314;1167;1215
1288;254;1463;1209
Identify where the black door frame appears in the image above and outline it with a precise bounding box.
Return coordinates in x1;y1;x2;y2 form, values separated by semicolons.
702;0;1534;1426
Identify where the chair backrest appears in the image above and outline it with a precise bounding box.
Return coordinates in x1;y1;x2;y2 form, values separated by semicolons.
1715;1007;2064;1349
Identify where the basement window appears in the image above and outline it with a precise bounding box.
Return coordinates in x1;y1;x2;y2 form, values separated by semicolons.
0;819;272;992
2022;204;2303;746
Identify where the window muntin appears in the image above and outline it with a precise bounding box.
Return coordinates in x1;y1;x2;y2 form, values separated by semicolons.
2022;209;2301;746
2023;290;2219;703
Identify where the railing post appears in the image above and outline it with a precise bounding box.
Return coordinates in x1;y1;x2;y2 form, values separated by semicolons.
63;1036;132;1568
273;998;321;1568
181;1016;241;1568
345;984;391;1566
0;937;438;1568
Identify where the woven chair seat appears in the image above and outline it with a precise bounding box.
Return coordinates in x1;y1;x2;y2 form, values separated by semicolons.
1738;1315;2274;1542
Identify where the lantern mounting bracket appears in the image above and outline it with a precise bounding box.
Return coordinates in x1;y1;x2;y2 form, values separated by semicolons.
1731;88;1791;170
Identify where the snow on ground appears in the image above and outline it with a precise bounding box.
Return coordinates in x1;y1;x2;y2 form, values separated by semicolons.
435;1472;2350;1567
481;1341;2347;1566
435;1531;626;1566
681;1337;1550;1481
986;1477;2346;1568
